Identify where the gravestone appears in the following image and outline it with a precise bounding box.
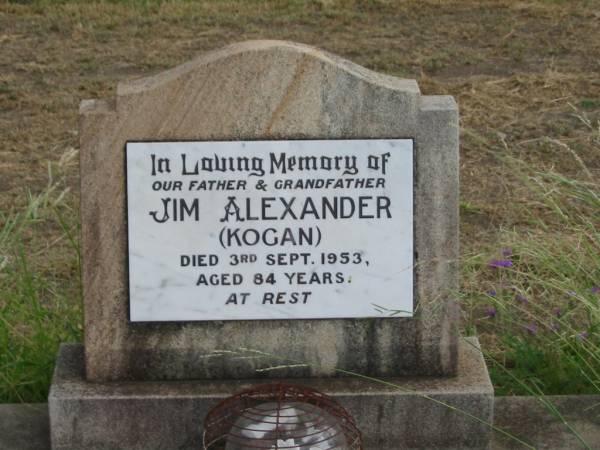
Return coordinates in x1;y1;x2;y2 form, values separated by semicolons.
49;41;494;449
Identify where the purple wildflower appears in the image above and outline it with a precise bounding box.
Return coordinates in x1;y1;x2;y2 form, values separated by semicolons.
591;287;599;294
488;259;513;268
515;294;528;305
523;323;538;335
502;247;513;257
487;290;497;297
577;331;589;341
485;306;497;318
553;308;562;318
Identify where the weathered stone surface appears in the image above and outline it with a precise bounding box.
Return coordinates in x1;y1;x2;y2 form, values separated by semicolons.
493;395;600;449
80;40;459;381
49;338;491;450
0;403;49;450
11;394;600;450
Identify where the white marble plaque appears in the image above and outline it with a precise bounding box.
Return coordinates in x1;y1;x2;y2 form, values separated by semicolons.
126;140;413;322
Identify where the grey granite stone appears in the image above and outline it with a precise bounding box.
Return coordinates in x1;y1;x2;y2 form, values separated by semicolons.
49;338;491;450
80;40;459;382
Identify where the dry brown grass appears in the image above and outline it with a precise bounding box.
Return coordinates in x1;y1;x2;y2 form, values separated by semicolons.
1;0;599;308
1;0;599;401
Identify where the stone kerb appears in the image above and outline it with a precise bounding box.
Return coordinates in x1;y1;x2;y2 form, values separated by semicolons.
79;40;459;382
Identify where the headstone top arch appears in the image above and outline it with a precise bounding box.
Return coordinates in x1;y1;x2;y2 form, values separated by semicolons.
79;40;458;382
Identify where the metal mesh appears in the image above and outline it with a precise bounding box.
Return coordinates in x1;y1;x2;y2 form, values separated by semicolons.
203;383;362;450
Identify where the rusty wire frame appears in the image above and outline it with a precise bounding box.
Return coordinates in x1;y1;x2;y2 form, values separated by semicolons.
203;383;363;450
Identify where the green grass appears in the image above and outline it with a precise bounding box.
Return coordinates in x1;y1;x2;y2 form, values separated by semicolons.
461;122;600;396
0;0;598;447
1;132;598;404
0;104;597;450
0;149;83;403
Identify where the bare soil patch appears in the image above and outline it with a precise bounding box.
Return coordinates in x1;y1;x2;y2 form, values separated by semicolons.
1;1;598;238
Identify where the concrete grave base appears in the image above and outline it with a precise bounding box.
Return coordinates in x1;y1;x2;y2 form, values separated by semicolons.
49;337;493;450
